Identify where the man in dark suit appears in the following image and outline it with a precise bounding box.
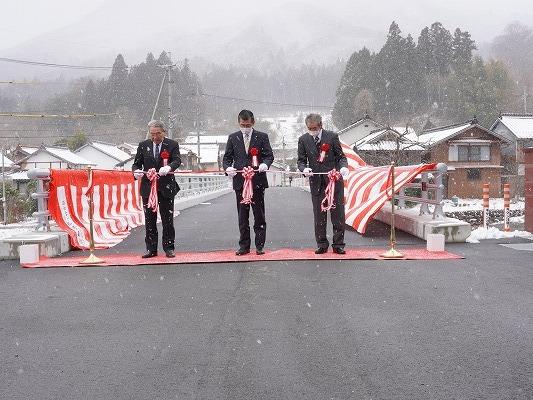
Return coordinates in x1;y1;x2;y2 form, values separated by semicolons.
297;113;349;254
132;120;181;258
223;110;274;256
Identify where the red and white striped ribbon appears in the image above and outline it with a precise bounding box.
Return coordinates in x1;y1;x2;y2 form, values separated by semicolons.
146;168;159;212
240;166;255;205
321;169;341;212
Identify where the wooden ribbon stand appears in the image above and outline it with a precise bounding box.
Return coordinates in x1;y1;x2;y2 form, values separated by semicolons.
79;166;105;264
381;162;404;259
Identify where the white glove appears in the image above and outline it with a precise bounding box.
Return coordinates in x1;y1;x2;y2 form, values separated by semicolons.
258;163;268;173
158;165;172;176
133;169;144;180
340;167;349;178
226;167;237;177
302;167;313;177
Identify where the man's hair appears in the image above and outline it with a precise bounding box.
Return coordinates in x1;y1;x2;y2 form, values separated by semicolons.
238;110;255;122
305;113;322;126
147;120;166;132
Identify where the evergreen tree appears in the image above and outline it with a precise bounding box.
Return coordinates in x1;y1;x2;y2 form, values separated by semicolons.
82;79;99;112
374;22;423;121
451;28;477;71
107;54;129;111
332;47;375;128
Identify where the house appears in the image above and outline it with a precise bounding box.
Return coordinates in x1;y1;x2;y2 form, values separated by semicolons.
117;142;138;156
115;146;201;171
74;141;131;170
16;145;94;170
0;153;15;170
354;127;424;166
337;114;386;145
180;144;219;171
417;118;510;198
490;113;533;191
267;161;289;187
9;145;39;162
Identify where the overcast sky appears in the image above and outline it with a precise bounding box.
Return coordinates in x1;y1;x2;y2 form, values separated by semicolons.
1;0;532;53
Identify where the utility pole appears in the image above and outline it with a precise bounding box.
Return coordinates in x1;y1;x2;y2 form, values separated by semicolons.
523;88;527;114
2;147;7;224
156;52;177;139
196;81;201;161
281;135;286;187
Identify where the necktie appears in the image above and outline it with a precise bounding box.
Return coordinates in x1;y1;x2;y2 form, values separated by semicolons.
154;143;160;159
244;133;250;153
314;135;320;149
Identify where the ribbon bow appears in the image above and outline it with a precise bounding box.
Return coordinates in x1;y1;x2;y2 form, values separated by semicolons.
240;166;255;205
320;169;341;212
146;168;159;212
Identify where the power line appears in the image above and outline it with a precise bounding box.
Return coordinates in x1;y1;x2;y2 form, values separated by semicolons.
0;112;119;118
200;92;333;109
0;57;116;70
0;80;86;86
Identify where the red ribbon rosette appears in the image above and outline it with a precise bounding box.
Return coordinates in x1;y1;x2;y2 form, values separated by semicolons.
249;147;259;168
318;143;330;163
160;149;170;166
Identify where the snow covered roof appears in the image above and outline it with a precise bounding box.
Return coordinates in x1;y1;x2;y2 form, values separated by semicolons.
337;116;385;134
180;144;219;163
90;141;131;162
357;141;424;151
355;128;422;151
494;114;533;139
417;122;472;146
8;171;29;180
44;147;94;165
392;125;418;142
1;154;14;167
20;146;39;155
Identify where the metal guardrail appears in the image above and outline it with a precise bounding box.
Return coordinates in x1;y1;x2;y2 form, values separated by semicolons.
175;173;230;198
396;163;447;219
27;169;231;230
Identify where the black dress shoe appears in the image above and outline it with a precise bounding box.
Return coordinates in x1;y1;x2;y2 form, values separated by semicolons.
256;248;265;255
333;248;346;255
165;250;175;258
235;248;250;256
141;251;157;258
315;247;328;254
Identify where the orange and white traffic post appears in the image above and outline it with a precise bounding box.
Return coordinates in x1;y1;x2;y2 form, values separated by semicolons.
483;183;490;229
503;183;511;232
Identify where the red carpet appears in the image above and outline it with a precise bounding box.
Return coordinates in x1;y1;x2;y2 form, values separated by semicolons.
21;248;463;268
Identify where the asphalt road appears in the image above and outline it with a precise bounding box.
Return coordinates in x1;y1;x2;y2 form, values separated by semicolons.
1;187;532;399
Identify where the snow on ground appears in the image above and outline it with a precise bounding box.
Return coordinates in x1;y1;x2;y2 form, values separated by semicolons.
466;227;533;243
442;198;525;212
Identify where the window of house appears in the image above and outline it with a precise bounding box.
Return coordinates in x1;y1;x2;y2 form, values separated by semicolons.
466;168;481;181
456;145;489;161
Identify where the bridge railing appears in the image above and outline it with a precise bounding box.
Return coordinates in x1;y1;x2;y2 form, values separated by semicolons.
284;164;448;220
27;169;231;231
395;163;447;219
175;173;230;198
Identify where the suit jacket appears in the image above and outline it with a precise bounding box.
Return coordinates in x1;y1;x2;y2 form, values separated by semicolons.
297;130;348;196
222;129;274;191
132;138;181;199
